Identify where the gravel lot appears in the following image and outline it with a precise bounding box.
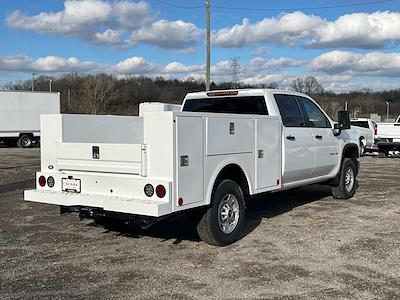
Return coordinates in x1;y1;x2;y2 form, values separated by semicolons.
0;147;399;299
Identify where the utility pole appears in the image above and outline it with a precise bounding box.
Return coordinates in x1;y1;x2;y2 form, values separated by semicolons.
67;89;71;112
386;101;390;122
205;0;211;91
49;79;52;92
345;101;348;111
31;73;34;91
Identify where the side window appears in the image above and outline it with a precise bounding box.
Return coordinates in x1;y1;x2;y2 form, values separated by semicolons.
274;94;304;127
297;96;331;128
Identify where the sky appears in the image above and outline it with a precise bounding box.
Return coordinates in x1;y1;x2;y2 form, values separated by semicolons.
1;0;400;92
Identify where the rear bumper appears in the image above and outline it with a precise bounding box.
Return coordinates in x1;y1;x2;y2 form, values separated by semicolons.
24;189;171;217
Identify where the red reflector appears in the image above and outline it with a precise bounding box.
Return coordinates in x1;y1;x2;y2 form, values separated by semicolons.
156;185;166;198
207;91;238;97
38;176;46;187
178;197;183;206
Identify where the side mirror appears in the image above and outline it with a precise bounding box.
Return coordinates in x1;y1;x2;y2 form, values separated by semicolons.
338;110;351;130
333;123;341;136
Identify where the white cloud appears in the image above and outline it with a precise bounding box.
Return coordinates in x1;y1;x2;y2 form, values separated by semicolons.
94;29;125;45
0;55;30;71
162;62;203;74
309;11;400;49
241;73;297;86
7;0;112;35
130;20;201;49
112;56;157;74
6;0;199;50
212;11;400;49
30;56;103;72
212;12;324;48
310;50;400;77
0;54;104;73
250;57;307;70
1;53;398;93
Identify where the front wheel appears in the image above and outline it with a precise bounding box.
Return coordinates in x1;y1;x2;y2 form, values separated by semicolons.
196;179;245;246
331;158;357;199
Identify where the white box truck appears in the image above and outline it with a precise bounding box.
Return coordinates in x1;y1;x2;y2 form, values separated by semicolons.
0;91;60;147
25;89;362;245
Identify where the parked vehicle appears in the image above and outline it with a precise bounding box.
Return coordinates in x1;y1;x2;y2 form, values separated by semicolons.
0;91;60;148
25;89;362;246
350;118;377;155
375;115;400;157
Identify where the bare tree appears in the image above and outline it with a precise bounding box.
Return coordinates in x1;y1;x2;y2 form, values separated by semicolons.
290;76;324;94
80;74;118;115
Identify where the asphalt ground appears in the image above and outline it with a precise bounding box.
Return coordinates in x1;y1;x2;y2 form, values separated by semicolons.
0;147;399;299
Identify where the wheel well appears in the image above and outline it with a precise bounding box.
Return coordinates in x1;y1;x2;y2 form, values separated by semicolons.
343;144;360;174
19;133;34;138
213;164;250;198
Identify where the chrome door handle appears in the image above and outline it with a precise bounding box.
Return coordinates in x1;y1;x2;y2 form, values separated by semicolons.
286;135;296;141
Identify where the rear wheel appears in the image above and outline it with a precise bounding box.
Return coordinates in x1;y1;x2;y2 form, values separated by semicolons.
196;179;245;246
17;135;33;148
332;158;357;199
359;140;366;156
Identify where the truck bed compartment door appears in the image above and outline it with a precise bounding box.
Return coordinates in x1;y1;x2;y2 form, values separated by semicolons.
255;118;282;190
176;116;204;210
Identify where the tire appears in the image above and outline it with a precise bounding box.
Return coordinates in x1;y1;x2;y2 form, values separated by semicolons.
331;158;357;199
17;135;33;148
196;179;245;246
359;141;365;157
379;151;388;158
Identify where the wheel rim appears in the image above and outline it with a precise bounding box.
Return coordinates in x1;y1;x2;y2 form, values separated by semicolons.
22;137;31;147
344;167;354;193
218;193;240;234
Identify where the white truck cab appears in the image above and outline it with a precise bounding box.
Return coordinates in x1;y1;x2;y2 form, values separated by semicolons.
350;118;377;155
24;89;360;246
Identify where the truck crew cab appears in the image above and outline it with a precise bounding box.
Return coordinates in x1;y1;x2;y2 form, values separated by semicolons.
25;89;360;246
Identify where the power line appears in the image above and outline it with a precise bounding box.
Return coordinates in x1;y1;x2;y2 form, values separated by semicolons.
153;0;203;9
212;0;396;11
152;0;395;10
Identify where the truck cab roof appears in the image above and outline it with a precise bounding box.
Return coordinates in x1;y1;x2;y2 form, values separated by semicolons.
184;88;304;99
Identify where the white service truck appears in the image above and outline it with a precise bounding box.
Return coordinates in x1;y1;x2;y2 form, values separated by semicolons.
350;118;377;155
0;91;60;147
25;89;361;246
375;115;400;157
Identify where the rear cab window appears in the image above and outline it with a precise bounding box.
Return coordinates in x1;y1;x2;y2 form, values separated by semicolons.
350;121;369;128
273;94;304;127
182;96;268;115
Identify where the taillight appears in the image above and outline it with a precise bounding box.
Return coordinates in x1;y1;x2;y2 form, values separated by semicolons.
38;176;46;187
156;185;166;198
